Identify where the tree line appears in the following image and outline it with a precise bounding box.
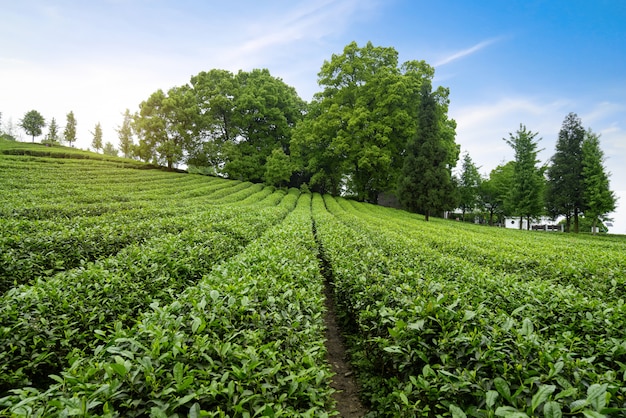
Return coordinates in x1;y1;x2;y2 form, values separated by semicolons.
3;41;616;229
458;113;616;233
4;110;118;156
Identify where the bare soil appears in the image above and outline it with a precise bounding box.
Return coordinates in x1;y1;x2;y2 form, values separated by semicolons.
323;282;369;417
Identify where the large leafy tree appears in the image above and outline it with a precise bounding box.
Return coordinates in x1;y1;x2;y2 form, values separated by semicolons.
581;130;616;234
91;122;103;153
189;68;304;181
133;84;199;169
64;111;77;147
398;81;456;220
117;109;134;158
223;69;305;182
293;42;439;202
189;69;238;172
457;152;482;221
546;113;585;232
19;110;45;142
504;124;545;229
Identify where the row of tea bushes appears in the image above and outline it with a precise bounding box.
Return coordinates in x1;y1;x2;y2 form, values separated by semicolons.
1;193;337;417
313;194;626;417
0;190;297;396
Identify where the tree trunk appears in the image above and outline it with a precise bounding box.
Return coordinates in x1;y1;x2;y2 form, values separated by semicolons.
573;207;579;233
592;218;598;235
519;215;523;230
425;210;430;222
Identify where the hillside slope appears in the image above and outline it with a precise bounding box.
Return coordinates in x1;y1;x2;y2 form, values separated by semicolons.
1;146;625;417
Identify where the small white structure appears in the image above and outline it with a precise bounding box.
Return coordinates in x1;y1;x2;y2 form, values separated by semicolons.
505;216;562;231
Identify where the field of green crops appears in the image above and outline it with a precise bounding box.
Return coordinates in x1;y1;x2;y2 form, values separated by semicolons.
1;140;625;417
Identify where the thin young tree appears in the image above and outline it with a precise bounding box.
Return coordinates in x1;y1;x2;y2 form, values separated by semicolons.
117;109;134;158
457;152;482;222
91;122;103;153
64;111;77;147
581;130;616;234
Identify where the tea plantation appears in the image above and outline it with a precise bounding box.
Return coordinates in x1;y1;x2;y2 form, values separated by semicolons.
1;141;625;417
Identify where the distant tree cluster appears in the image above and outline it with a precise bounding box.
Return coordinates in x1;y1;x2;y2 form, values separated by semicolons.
123;41;459;219
459;113;616;233
5;41;615;227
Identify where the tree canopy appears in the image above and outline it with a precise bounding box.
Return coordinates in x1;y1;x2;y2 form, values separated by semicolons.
44;117;60;145
12;40;608;228
291;41;456;203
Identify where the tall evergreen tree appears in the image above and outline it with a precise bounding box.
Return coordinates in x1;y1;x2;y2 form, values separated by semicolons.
457;152;482;221
581;129;616;234
546;112;585;232
398;81;455;221
64;111;77;147
504;124;544;229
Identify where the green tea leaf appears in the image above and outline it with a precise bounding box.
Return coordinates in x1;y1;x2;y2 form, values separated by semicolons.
494;377;512;403
110;362;127;377
531;385;555;412
586;383;607;411
189;403;201;418
520;318;534;335
581;410;606;418
495;406;529;418
450;404;467;418
463;310;476;321
486;390;499;409
543;401;562;418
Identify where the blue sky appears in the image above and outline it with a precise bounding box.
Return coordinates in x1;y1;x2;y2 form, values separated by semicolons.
2;0;625;232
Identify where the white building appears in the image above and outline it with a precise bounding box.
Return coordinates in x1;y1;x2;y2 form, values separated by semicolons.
504;216;562;231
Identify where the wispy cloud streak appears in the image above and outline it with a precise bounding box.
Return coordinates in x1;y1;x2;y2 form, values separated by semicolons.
435;38;501;66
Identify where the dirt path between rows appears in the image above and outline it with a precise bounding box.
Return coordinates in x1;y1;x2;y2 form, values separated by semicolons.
323;281;369;417
313;219;368;417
